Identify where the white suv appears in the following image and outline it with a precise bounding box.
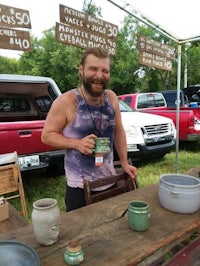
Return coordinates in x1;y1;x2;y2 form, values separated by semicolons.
118;100;176;161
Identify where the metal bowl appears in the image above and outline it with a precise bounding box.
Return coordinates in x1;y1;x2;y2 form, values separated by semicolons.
0;240;40;266
158;174;200;213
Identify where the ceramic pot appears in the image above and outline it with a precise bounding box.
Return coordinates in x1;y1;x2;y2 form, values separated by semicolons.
64;240;84;265
128;200;150;232
32;198;60;246
159;174;200;213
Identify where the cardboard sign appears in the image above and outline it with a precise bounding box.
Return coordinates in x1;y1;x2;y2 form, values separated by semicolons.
138;51;173;71
137;35;174;71
137;35;175;59
0;4;31;29
57;4;118;56
0;26;31;51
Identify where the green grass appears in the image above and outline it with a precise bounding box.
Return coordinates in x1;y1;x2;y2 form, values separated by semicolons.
17;172;67;223
11;141;200;222
137;141;200;187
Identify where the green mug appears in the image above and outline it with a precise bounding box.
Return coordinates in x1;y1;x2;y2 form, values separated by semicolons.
93;137;110;154
128;200;150;232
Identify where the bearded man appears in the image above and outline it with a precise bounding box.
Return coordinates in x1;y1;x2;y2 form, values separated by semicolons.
41;47;137;211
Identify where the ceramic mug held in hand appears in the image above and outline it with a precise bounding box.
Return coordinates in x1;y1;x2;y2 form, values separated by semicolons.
93;137;110;154
93;137;110;167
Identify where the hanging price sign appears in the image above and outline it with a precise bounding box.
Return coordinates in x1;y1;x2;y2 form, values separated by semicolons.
0;26;31;51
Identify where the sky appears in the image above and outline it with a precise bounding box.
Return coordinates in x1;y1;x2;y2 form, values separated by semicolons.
0;0;199;58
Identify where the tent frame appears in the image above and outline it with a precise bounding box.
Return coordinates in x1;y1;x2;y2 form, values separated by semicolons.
107;0;200;172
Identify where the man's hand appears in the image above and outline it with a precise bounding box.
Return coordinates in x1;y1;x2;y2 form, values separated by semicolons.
122;163;137;180
74;134;97;155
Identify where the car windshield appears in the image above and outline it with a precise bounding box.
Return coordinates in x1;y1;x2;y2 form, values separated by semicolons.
119;99;133;112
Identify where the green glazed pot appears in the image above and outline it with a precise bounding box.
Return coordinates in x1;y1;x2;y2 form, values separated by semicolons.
128;201;150;232
93;137;110;154
64;240;84;265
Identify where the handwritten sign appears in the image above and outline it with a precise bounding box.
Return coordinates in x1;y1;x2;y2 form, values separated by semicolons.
137;35;175;59
56;4;118;56
0;4;31;29
137;35;174;71
138;51;173;71
0;26;31;51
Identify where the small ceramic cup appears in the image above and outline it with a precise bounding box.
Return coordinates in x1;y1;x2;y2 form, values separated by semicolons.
128;200;150;232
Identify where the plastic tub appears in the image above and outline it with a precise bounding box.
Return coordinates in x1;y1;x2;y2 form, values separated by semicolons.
158;174;200;214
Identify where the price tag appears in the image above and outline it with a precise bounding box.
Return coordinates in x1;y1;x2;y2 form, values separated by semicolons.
95;153;103;167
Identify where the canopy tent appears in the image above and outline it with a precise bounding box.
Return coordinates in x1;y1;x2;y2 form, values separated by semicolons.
107;0;200;42
107;0;200;172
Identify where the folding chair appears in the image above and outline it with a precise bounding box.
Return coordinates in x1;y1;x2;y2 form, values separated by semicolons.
0;151;27;218
83;159;138;205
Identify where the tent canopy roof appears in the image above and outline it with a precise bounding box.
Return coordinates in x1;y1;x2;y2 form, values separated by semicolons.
107;0;200;43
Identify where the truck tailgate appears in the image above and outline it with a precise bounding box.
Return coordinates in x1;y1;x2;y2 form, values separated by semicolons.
0;120;53;155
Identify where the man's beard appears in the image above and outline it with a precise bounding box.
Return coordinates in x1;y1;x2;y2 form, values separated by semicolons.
82;76;108;97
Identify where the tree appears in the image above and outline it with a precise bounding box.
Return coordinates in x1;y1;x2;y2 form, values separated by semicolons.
82;0;102;16
18;29;83;92
110;16;139;95
0;56;18;74
186;42;200;86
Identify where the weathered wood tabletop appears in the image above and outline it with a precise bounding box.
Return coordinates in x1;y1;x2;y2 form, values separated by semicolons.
0;204;28;234
0;184;199;266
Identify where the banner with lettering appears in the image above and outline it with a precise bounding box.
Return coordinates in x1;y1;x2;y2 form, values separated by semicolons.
137;35;175;71
56;5;118;56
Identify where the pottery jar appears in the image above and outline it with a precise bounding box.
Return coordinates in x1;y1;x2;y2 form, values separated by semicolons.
32;198;60;246
128;200;150;232
158;174;200;213
64;240;84;265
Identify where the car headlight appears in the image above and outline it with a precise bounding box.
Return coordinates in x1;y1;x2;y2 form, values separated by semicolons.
125;125;139;138
169;122;176;139
169;122;176;134
194;117;200;125
194;117;200;130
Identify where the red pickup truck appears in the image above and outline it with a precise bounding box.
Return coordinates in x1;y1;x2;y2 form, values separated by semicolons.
118;92;200;142
0;74;65;174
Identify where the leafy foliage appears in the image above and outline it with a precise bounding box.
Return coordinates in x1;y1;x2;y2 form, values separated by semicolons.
186;42;200;86
0;57;18;74
111;16;139;95
18;29;83;92
82;0;102;17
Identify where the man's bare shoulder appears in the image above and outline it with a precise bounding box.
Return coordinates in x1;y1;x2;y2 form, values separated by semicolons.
54;89;77;105
105;89;117;97
105;89;118;107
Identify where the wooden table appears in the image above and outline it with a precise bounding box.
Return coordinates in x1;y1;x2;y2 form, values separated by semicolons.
0;204;28;234
0;184;199;266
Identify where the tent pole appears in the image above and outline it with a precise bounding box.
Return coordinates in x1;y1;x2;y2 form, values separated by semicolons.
176;44;182;173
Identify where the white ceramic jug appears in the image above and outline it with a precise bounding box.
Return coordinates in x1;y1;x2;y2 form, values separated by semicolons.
32;198;60;246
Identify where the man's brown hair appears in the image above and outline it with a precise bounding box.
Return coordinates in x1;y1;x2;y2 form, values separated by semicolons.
80;48;110;66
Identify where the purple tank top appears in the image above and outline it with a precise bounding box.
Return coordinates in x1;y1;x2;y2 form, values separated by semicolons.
62;88;116;188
